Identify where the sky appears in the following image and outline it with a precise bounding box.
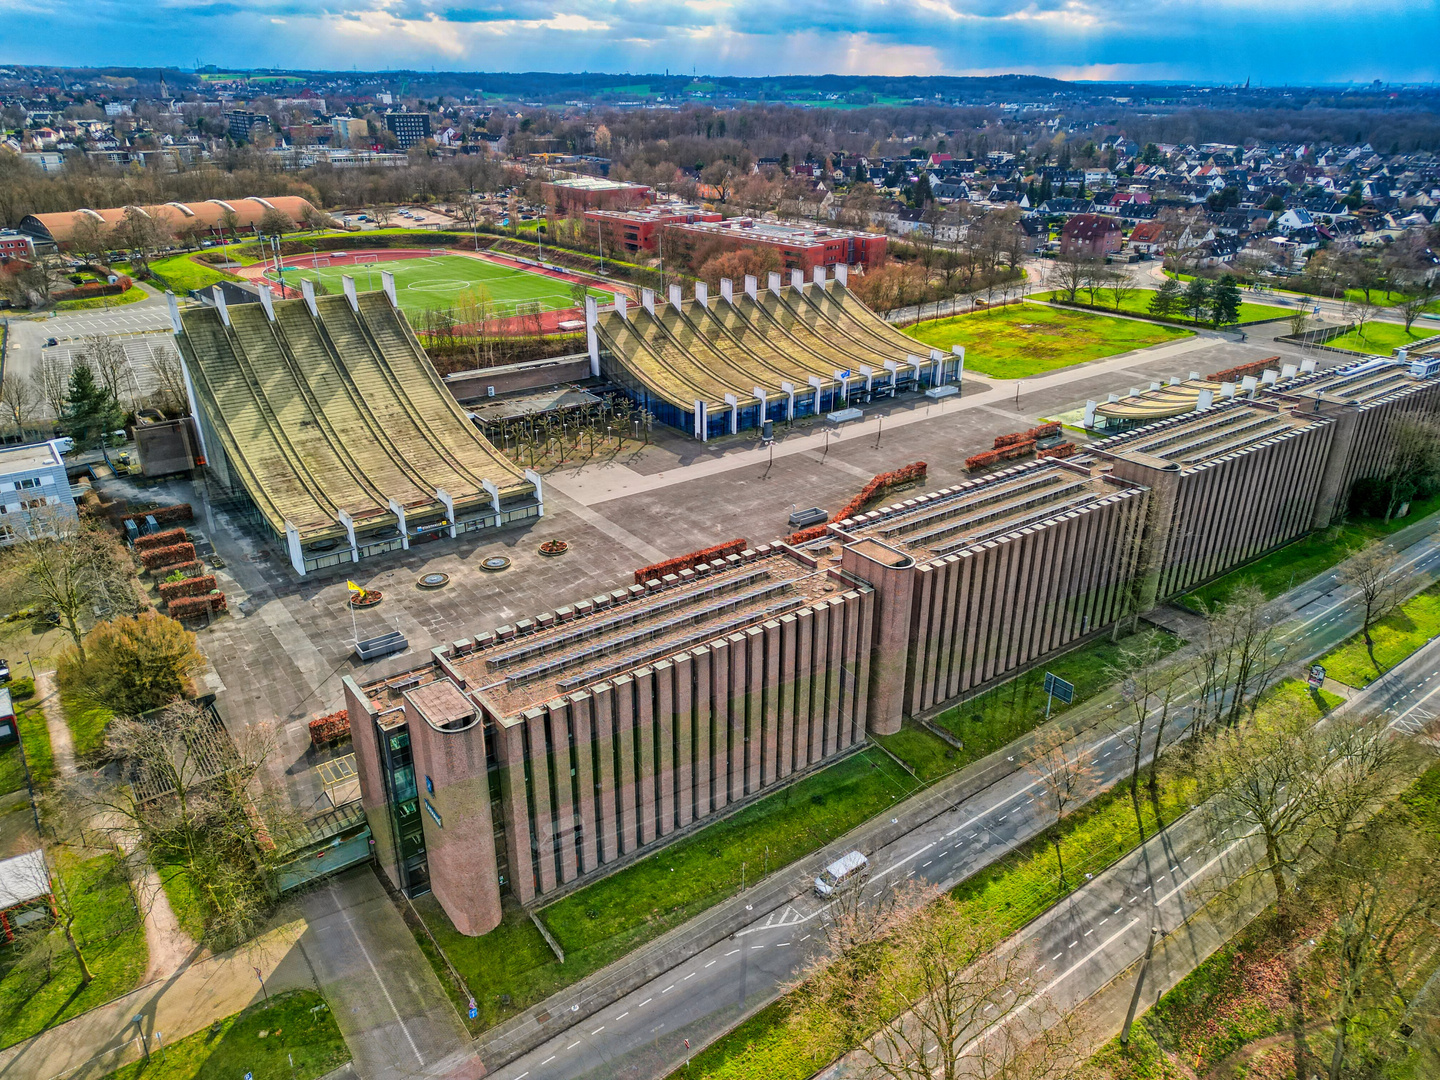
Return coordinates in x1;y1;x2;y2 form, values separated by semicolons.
1;0;1436;86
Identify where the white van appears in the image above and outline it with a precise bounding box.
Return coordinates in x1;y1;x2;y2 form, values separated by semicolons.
814;850;869;897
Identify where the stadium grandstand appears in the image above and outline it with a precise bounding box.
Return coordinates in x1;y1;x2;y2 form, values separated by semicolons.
20;196;320;247
584;266;964;439
170;275;541;577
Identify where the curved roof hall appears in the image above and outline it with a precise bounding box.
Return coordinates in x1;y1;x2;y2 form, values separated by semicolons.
20;196;319;244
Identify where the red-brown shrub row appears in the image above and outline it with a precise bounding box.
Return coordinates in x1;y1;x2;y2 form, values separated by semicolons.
167;593;226;620
139;542;197;570
832;462;928;523
786;524;831;545
634;538;749;585
133;527;188;552
161;560;206;579
1208;355;1281;383
159;574;218;603
309;710;350;745
965;448;1004;471
122;504;195;531
997;439;1036;461
1038;442;1078;460
52;276;133;302
993;422;1061;451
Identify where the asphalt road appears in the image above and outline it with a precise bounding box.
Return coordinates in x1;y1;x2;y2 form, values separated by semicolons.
482;519;1440;1080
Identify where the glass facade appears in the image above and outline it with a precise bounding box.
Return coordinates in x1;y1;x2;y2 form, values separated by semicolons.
378;724;429;895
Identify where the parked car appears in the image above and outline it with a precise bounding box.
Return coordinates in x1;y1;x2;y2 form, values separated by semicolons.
0;659;10;683
45;337;57;347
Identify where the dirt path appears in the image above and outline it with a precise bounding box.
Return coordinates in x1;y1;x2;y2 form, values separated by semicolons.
34;669;75;777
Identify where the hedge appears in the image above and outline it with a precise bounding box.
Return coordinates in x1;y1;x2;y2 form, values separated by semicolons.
139;542;197;570
1208;355;1282;383
133;527;187;552
1037;442;1077;459
786;462;929;544
52;275;133;302
121;503;194;531
167;593;226;620
635;538;749;585
159;560;206;579
965;440;1034;471
159;574;217;603
309;710;350;746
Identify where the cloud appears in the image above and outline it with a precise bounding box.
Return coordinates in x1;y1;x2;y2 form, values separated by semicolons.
0;0;1432;84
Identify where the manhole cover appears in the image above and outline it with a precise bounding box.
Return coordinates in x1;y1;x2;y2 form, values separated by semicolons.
481;556;511;572
418;573;450;589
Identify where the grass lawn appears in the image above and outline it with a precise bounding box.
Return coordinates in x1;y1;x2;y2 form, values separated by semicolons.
1179;494;1440;611
904;304;1190;379
1323;320;1434;355
1319;579;1440;687
1035;289;1294;327
147;253;243;294
673;678;1336;1080
157;862;209;943
871;720;964;783
930;628;1180;760
272;252;610;320
419;747;919;1032
0;853;148;1049
55;286;150;311
0;683;50;793
101;990;349;1080
61;690;115;760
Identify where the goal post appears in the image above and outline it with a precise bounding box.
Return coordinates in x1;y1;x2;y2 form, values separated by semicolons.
355;254;380;265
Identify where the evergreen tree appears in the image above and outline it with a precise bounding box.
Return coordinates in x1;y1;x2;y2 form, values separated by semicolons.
911;172;933;207
62;363;124;452
1182;277;1211;323
1149;277;1182;319
1210;277;1242;325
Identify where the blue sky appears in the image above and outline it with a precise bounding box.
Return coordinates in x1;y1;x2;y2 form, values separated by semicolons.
2;0;1435;84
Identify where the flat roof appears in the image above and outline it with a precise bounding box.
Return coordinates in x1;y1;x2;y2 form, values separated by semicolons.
0;850;50;910
1097;400;1322;469
670;218;875;245
365;546;858;721
1094;379;1222;422
832;460;1138;562
0;441;61;474
1279;357;1429;405
548;177;648;192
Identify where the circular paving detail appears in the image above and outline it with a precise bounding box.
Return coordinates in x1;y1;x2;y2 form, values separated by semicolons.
481;556;512;572
418;573;450;589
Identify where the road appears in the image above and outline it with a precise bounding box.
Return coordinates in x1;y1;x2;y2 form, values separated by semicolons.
479;519;1440;1080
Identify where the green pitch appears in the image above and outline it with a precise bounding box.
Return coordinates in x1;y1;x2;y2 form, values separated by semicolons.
272;253;609;319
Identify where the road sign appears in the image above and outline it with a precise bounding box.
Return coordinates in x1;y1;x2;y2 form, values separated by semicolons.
1043;672;1075;704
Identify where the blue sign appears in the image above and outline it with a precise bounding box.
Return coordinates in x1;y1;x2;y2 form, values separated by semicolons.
469;1007;478;1019
1043;672;1075;704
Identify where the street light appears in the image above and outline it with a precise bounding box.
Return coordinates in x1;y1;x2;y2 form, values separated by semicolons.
131;1014;150;1061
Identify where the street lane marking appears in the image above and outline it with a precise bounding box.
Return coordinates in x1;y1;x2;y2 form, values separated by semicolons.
705;960;716;967
541;1056;556;1065
567;1042;581;1050
639;998;652;1007
592;1026;605;1034
617;1012;629;1019
725;950;739;956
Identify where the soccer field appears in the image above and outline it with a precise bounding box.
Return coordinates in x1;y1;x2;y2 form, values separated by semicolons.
274;253;610;319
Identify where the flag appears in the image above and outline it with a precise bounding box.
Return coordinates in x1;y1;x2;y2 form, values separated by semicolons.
346;581;365;594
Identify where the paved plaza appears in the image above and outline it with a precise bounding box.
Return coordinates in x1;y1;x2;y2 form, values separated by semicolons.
96;321;1329;812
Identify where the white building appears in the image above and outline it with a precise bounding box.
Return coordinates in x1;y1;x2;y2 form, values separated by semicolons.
0;441;78;545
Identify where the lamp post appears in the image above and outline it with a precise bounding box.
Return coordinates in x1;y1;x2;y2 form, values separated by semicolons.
131;1015;150;1062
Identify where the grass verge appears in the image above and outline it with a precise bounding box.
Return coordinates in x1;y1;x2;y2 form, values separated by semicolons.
1322;320;1434;355
1180;495;1440;611
101;990;349;1080
1319;578;1440;687
416;747;920;1032
60;690;115;759
1034;289;1294;327
870;720;963;783
146;253;243;294
54;287;150;311
904;304;1190;379
0;853;148;1049
156;862;209;943
929;628;1180;763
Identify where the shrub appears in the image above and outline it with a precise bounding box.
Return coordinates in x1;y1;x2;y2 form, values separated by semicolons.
309;710;350;746
635;538;749;585
159;574;218;603
1038;442;1078;460
786;462;929;543
121;504;194;532
133;527;188;552
167;593;226;621
55;611;204;716
140;543;197;571
9;675;35;699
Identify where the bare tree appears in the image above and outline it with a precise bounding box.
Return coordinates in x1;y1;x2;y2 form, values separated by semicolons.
68;215;112;266
1376;413;1440;522
1027;727;1098;890
144;344;188;414
1393;276;1438;334
1105;269;1138;313
1341;297;1381;348
0;373;41;440
1188;584;1292;732
1337;541;1412;674
1106;633;1184;838
75;335;133;407
1288;304;1312;337
1046;251;1094;303
789;891;1082;1080
0;506;137;662
36;352;73;420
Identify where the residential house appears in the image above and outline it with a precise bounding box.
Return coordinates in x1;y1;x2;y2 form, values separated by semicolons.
1060;214;1123;257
